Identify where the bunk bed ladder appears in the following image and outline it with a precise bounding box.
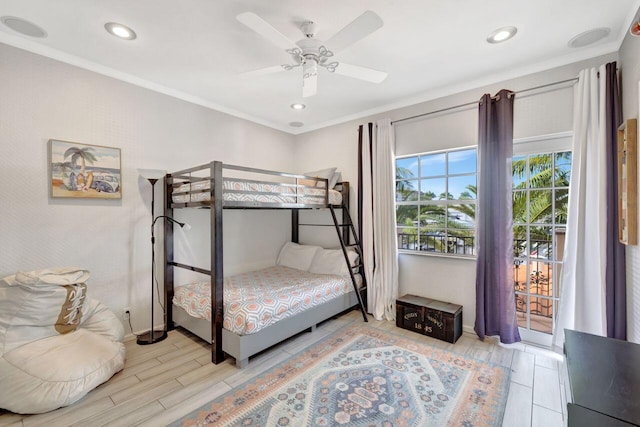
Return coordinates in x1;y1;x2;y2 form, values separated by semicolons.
328;205;368;323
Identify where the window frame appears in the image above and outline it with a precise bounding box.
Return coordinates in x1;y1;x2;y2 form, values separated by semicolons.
395;145;478;259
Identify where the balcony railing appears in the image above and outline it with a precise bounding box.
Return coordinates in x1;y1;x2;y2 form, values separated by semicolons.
398;233;556;320
397;233;475;255
398;234;555;260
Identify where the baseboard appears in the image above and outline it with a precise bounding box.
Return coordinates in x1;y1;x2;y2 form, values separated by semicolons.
463;325;475;335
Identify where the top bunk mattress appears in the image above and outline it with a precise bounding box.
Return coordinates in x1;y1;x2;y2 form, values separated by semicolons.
172;265;360;336
171;179;342;206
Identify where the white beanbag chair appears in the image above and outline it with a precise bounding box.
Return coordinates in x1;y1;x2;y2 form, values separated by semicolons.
0;268;126;414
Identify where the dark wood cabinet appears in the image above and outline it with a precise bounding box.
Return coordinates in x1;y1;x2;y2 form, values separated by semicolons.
564;329;640;427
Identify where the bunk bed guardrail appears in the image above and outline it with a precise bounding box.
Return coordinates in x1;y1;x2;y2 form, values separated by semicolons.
167;162;334;209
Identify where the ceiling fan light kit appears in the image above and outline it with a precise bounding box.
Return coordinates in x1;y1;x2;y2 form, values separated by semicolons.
236;10;387;97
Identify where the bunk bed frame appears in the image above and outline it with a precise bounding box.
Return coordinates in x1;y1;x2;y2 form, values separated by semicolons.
163;161;367;367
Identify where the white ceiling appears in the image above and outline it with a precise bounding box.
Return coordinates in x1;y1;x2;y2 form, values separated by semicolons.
1;0;639;134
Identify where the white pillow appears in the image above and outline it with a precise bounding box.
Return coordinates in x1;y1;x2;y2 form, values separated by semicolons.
331;171;342;188
309;248;359;276
302;167;337;188
276;242;321;271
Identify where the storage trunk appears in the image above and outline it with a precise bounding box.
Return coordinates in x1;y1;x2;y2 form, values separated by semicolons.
396;294;463;344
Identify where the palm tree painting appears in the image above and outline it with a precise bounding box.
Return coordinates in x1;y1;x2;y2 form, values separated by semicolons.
49;139;121;199
64;146;97;188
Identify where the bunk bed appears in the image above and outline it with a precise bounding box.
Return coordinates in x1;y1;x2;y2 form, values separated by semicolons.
163;161;367;367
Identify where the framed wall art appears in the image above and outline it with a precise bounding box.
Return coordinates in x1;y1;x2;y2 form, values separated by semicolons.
49;139;122;199
617;118;637;245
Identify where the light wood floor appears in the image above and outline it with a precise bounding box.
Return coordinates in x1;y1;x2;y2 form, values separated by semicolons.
0;310;566;427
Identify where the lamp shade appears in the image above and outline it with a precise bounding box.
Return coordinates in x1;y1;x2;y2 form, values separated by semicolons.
137;169;166;180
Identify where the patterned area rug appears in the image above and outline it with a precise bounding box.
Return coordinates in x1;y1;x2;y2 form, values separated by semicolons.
174;324;510;426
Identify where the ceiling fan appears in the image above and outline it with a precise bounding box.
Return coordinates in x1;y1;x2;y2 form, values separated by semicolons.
236;10;387;98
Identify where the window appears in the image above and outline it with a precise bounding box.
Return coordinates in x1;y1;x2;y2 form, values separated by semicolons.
395;148;477;256
513;150;571;336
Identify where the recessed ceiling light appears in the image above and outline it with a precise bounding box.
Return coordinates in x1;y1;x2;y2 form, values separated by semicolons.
104;22;137;40
0;16;47;38
289;121;304;128
487;26;517;44
568;27;610;48
290;103;306;110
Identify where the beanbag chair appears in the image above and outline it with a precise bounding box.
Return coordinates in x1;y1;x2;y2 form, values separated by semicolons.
0;267;126;414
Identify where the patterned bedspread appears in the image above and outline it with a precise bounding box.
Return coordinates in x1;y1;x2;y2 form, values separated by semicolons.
172;266;360;336
171;179;342;205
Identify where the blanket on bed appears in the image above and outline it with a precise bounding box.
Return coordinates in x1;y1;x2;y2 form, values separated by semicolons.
173;266;359;335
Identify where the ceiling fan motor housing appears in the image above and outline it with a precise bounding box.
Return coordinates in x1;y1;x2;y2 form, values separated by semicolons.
301;21;316;38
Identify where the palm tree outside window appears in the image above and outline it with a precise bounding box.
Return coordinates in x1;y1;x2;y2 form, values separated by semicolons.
395;148;477;256
512;151;571;336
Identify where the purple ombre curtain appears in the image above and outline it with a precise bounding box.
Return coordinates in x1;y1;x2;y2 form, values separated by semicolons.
474;89;521;344
604;62;626;340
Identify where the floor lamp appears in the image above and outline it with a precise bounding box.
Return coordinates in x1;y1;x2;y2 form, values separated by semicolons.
137;169;189;345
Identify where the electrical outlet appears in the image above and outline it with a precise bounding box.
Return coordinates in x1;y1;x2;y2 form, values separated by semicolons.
122;307;131;320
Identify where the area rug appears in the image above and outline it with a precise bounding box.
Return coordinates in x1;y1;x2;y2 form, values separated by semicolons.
173;324;510;426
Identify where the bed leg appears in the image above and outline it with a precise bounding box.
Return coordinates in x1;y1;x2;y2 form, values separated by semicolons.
236;358;249;369
309;324;317;333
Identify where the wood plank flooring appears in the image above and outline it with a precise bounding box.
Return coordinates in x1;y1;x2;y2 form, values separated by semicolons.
0;310;565;427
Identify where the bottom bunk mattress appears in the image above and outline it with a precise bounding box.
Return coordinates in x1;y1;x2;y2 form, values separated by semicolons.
172;265;361;336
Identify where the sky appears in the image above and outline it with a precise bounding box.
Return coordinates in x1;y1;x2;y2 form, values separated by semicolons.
50;140;121;170
396;148;476;199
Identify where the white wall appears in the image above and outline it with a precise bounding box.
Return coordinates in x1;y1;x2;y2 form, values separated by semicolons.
619;29;640;343
294;53;616;333
0;43;296;334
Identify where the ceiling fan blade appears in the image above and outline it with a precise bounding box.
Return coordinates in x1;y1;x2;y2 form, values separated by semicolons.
239;65;285;78
236;12;297;50
302;61;318;98
325;11;383;53
334;63;387;83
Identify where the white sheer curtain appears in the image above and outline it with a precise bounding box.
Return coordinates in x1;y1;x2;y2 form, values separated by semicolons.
360;118;399;321
552;66;607;351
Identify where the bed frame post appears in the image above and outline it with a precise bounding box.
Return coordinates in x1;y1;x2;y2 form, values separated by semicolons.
164;173;175;331
211;161;225;364
291;209;299;243
341;182;350;245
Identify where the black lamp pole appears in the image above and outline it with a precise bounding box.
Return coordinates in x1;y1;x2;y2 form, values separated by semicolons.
137;177;168;345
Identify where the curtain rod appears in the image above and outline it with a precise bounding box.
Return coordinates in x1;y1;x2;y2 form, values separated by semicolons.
391;77;579;125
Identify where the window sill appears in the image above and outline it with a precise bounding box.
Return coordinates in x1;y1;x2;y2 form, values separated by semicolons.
398;250;477;261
